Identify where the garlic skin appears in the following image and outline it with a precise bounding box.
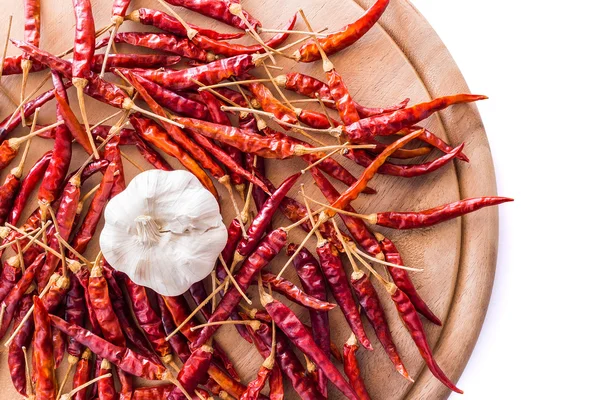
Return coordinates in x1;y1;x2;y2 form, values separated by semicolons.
100;170;227;296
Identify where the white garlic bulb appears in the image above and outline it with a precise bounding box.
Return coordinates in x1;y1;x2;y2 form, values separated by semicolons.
100;169;227;296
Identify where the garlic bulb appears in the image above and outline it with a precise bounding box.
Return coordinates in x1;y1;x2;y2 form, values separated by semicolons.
100;170;227;296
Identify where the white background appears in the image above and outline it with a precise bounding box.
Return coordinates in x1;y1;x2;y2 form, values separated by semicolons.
410;1;600;398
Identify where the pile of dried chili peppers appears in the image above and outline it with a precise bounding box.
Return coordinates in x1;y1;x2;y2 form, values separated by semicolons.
0;0;511;398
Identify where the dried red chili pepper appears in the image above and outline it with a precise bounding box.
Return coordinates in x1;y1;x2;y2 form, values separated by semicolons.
51;315;169;380
240;354;273;400
259;272;335;311
33;296;57;399
156;295;191;363
93;53;182;71
2;54;45;75
0;257;23;304
129;114;214;191
377;126;469;162
193;229;287;349
287;244;329;396
128;8;245;40
244;79;298;125
89;263;127;347
96;32;215;62
65;277;87;358
208;363;267;400
98;359;118;400
243;322;284;400
162;295;201;343
215;219;243;284
8;289;34;397
53;319;67;366
55;91;95;155
343;334;371;400
387;284;463;393
131;131;174;171
260;292;359;400
376;233;439;325
132;384;174;400
72;348;93;400
163;0;261;30
170;343;213;399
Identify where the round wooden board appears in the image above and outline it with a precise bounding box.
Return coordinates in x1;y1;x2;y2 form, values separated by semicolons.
0;0;498;399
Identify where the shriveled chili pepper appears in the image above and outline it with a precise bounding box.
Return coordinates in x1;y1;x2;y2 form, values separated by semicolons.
192;229;287;349
240;351;274;400
208;363;268;400
243;322;284;400
33;296;57;399
251;321;323;400
92;53;182;71
162;295;201;343
287;244;329;396
261;292;359;400
0;256;23;304
2;55;45;75
351;270;410;379
55;91;95;155
98;358;118;400
232;173;299;266
387;284;463;393
53;317;67;366
131;131;174;171
163;0;261;30
96;32;215;62
215;219;243;284
65;277;88;358
127;8;245;40
156;295;191;363
89;263;127;347
51;315;169;380
123;54;263;91
344;94;488;143
311;167;382;258
132;384;175;400
170;343;213;399
343;334;371;400
71;348;93;400
259;272;335;311
294;0;389;62
129;114;214;191
126;73;209;120
8;288;34;397
244;79;298;125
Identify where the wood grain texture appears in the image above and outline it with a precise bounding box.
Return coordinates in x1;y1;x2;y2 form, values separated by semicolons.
0;0;498;399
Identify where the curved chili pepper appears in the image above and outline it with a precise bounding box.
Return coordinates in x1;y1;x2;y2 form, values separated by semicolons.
51;314;169;380
327;69;361;125
55;91;95;155
8;290;34;397
72;0;95;80
98;359;118;400
344;94;488;143
73;348;93;400
259;272;335;311
351;270;410;378
170;344;213;399
345;143;464;178
164;0;261;30
317;239;372;350
240;362;272;400
162;295;201;343
130;114;214;191
295;0;389;62
262;294;359;400
310;168;382;257
124;54;259;91
234;173;300;261
343;334;371;400
89;264;127;347
129;8;245;40
208;363;268;400
156;295;191;363
96;32;214;62
0;257;22;304
132;132;174;171
287;244;329;397
252;321;323;400
126;73;209;120
33;296;57;399
244;79;297;125
296;107;341;129
193;229;287;349
388;285;463;393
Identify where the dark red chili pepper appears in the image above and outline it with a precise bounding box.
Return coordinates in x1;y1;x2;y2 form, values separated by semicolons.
287;244;329;396
163;0;261;30
128;8;245;40
233;173;300;264
65;277;88;357
374;197;514;230
343;334;371;400
124;54;259;91
51;314;169;380
170;343;213;399
378;126;469;161
316;238;372;350
351;270;410;379
162;295;201;344
156;295;191;363
343;94;488;143
215;219;243;284
2;55;44;75
240;358;273;400
89;264;127;347
73;348;93;400
244;322;284;400
72;0;95;80
261;293;359;400
40;275;71;314
98;358;118;400
310;167;382;258
387;284;463;393
259;272;335;311
33;296;57;399
295;0;389;62
125;73;209;120
8;289;34;397
96;32;215;62
193;229;288;349
129;114;215;192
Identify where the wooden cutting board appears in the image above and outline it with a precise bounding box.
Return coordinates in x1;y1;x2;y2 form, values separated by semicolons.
0;0;498;399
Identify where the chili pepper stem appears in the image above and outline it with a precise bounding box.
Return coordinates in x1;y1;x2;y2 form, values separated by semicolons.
351;244;421;271
297;9;334;72
198;79;274;91
19;59;33;127
219;254;252;305
56;356;78;399
296;143;375;156
190;319;260;332
258;28;329;37
21;346;34;399
165;279;228;341
60;373;112;400
7;120;65;150
157;0;199;40
72;78;100;159
301;145;346;174
3;72;50;129
122;98;185;128
229;4;278;64
303;192;377;223
98;16;124;78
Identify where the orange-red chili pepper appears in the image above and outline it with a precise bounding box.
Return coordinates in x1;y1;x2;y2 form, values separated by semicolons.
72;0;95;80
89;264;127;347
51;314;169;380
343;334;371;400
55;91;95;155
295;0;390;62
259;272;335;311
98;359;118;400
8;289;34;397
164;0;262;30
33;296;57;400
73;348;93;400
128;8;245;40
208;363;268;400
0;172;22;225
244;78;298;125
240;362;272;400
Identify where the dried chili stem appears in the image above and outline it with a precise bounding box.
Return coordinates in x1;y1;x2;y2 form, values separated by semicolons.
198;79;274;91
258;28;328;37
298;9;334;72
219;254;252;305
190;319;260;332
0;15;12;80
59;373;112;400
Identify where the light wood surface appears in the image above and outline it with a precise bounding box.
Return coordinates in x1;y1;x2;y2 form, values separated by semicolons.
0;0;498;399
